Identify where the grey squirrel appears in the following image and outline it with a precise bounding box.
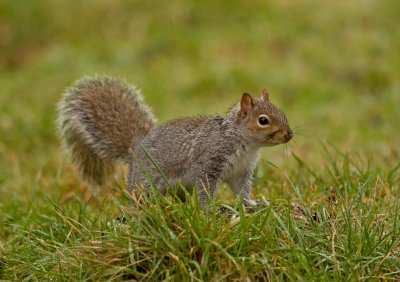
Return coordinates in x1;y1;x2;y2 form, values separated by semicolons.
57;75;293;208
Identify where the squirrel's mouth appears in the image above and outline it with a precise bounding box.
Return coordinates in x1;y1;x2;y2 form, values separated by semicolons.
279;129;293;144
263;129;293;146
284;129;293;143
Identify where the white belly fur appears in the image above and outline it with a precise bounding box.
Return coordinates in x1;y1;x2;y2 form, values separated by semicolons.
221;144;260;182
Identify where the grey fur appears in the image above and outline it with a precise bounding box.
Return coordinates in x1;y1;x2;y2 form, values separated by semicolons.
58;75;292;207
57;75;155;185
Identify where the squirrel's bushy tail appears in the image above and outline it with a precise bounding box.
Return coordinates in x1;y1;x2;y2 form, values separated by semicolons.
57;75;155;185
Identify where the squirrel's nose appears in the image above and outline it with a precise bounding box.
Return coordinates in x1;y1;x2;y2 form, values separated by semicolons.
284;129;293;142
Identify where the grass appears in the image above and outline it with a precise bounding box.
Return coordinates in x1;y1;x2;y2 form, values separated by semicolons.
1;0;399;280
2;151;400;280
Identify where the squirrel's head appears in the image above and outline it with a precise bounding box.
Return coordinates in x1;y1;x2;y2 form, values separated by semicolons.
236;89;293;147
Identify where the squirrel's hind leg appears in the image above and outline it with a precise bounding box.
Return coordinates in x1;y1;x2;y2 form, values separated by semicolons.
127;163;151;208
195;175;220;209
127;162;172;207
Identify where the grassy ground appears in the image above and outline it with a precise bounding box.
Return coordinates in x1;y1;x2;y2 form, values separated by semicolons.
1;0;399;280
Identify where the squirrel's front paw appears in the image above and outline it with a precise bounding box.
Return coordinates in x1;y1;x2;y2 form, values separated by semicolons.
243;199;269;213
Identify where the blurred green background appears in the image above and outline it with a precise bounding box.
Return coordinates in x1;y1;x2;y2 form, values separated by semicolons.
0;0;399;203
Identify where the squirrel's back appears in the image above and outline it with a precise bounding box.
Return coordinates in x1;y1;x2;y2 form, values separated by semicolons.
57;75;155;185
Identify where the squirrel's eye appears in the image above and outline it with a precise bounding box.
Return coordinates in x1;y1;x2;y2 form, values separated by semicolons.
257;115;270;127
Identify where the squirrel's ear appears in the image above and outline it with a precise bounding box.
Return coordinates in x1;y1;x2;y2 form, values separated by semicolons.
261;89;269;102
240;93;254;117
